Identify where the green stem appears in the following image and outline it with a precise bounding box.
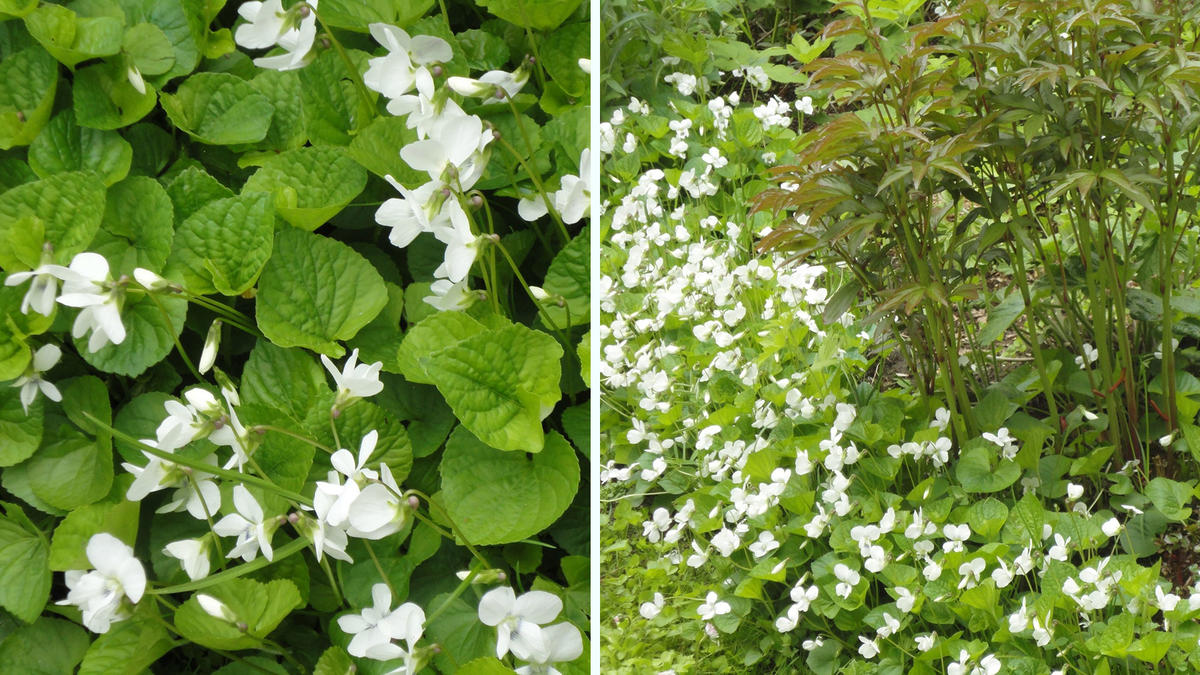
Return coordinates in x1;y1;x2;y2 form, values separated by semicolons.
144;291;202;381
363;539;396;599
149;537;309;595
314;13;376;113
406;489;491;569
254;425;333;454
425;570;478;625
92;414;312;506
493;135;571;244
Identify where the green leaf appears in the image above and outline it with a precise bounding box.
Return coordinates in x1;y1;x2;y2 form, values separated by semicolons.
241;339;329;422
541;226;589;327
91;176;174;276
174;578;301;651
242;146;366;231
305;397;412;483
299;49;373;146
0;171;107;268
122;22;174;75
440;427;579;545
457;29;510;71
117;0;204;83
1145;477;1193;522
77;293;186;377
346;115;427;186
1128;630;1173;664
48;499;139;571
59;375;112;444
248;69;305;151
161;72;274;145
1002;492;1044;545
72;60;158;130
346;281;405;372
165;164;233;223
25;4;123;67
77;613;173;675
313;646;354;675
979;290;1024;344
396;311;487;384
0;616;88;672
239;403;315;494
423;323;562;452
475;0;582;31
256;228;388;357
425;592;495;671
113;391;171;464
0;504;52;622
458;658;519;675
955;442;1021;493
29;110;131;186
0;43;57;149
26;422;112;510
965;498;1008;539
0;385;42;467
317;0;435;30
540;23;588;98
167;192;274;295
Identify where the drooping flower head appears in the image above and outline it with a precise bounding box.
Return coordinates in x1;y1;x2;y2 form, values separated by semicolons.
57;533;146;633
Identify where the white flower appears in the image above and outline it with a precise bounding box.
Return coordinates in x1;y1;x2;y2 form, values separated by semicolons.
1156;585;1181;612
10;343;62;413
57;533;146;633
345;463;410;540
321;348;384;407
710;528;739;557
696;591;730;620
478;587;563;663
163;538;211;581
834;563;860;599
446;65;529;103
5;260;67;316
1101;517;1121;537
338;583;425;660
197;594;237;622
376;178;469;249
424;277;475;311
1032;612;1052;646
982;427;1018;460
857;635;879;659
639;592;664;619
155;387;220;451
399;100;493;190
212;485;277;562
235;0;318;71
54;252;126;352
915;633;936;652
1075;342;1099;367
432;216;481;283
363;23;452;103
551;149;591;225
1066;482;1084;500
749;531;779;558
512;622;584;675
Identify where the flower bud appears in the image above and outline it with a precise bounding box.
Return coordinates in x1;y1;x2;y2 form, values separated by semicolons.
197;594;238;623
198;320;221;374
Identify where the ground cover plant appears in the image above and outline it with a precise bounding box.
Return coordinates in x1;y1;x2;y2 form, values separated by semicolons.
0;0;589;673
601;0;1200;671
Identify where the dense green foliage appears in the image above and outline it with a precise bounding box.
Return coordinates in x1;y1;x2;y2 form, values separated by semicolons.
602;0;1200;672
0;0;589;673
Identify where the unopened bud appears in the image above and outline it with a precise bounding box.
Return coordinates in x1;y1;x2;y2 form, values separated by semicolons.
455;567;508;585
197;594;238;623
431;65;444;77
441;187;453;198
212;417;225;430
494;87;506;100
237;621;248;633
469;195;483;208
296;3;310;16
254;426;267;436
199;319;221;374
331;406;342;419
288;512;301;524
320;37;331;49
407;495;420;509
